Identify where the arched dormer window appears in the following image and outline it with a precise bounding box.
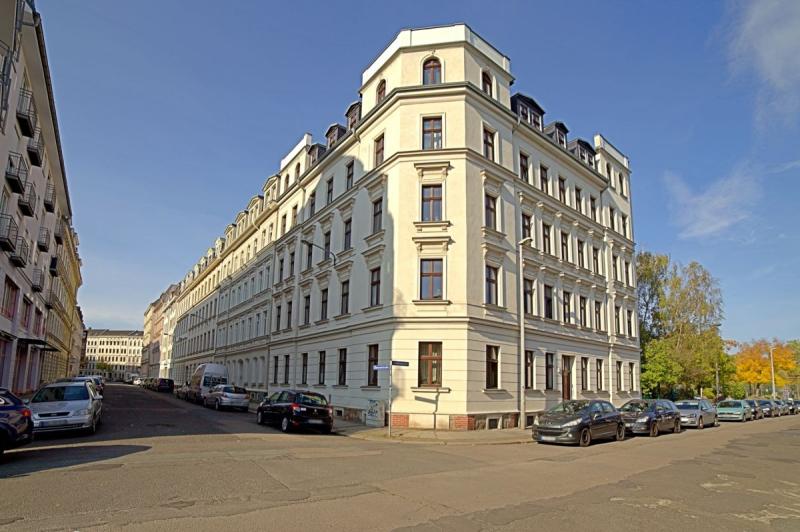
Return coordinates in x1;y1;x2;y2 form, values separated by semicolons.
423;58;441;85
376;79;386;104
481;70;492;97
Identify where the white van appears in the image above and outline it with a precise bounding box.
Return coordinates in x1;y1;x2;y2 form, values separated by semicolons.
188;363;228;404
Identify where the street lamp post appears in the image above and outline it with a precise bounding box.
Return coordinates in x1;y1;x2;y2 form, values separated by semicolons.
517;236;532;429
301;239;337;267
769;346;777;400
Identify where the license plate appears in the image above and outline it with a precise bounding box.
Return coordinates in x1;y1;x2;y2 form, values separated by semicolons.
681;417;688;422
625;423;633;428
540;435;556;442
43;419;68;427
307;419;323;425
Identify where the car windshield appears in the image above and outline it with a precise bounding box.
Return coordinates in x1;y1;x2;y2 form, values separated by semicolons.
620;401;651;413
548;401;590;415
297;393;327;406
32;385;89;403
203;375;226;387
675;402;699;410
718;401;739;408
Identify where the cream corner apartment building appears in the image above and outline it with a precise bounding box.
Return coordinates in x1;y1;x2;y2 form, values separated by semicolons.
166;24;640;430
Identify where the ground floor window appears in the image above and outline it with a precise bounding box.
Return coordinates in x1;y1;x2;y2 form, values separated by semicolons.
545;352;555;390
616;361;623;391
525;350;533;389
485;345;499;389
629;362;635;391
596;359;603;391
580;357;588;391
367;344;379;386
418;342;442;387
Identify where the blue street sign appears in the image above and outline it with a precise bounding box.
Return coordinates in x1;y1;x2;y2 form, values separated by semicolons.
391;360;410;367
373;365;389;370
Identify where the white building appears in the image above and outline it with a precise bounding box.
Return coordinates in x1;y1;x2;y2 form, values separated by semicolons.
81;329;143;381
166;24;640;429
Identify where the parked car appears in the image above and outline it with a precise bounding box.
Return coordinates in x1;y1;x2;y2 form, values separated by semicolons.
188;363;228;404
619;399;681;436
716;399;753;422
675;399;718;429
0;388;33;458
758;399;779;417
27;381;103;435
745;399;764;419
133;377;143;386
256;390;333;433
204;385;250;411
533;400;625;447
175;383;190;400
775;400;790;416
155;378;174;393
787;398;797;415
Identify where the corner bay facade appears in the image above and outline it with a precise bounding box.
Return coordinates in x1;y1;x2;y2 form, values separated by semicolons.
165;24;640;429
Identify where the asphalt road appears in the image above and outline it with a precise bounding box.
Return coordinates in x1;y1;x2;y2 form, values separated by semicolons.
1;384;799;531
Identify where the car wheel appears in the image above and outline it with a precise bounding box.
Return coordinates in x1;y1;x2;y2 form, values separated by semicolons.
714;416;719;427
215;400;220;411
615;424;625;441
698;417;704;430
257;411;263;425
650;421;659;437
673;420;681;433
281;416;291;433
321;426;332;435
579;428;591;447
87;418;97;435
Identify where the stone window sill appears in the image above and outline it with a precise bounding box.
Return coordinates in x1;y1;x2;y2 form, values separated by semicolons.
412;299;451;306
411;386;451;393
362;304;383;313
360;385;381;391
482;388;508;394
332;385;348;389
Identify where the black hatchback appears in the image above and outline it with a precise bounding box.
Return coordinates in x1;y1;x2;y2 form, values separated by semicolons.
1;388;33;458
256;390;333;433
156;378;174;393
533;400;624;447
620;399;681;436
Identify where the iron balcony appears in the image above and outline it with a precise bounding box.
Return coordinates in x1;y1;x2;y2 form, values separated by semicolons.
5;151;28;194
32;268;45;292
44;183;55;212
27;128;43;167
54;220;64;244
18;181;37;217
37;226;50;252
49;255;60;277
9;236;29;267
0;214;19;252
16;88;37;137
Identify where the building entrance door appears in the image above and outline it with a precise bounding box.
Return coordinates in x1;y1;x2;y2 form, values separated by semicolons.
561;356;572;401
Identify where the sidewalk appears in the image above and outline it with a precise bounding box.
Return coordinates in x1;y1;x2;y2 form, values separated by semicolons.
335;421;532;445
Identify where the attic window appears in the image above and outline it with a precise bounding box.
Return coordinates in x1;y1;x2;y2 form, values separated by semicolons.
423;58;441;85
531;112;542;130
376;80;386;104
295;163;301;179
481;71;492;97
556;130;566;148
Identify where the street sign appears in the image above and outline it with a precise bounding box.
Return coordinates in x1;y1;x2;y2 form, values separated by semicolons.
391;360;409;367
373;364;389;370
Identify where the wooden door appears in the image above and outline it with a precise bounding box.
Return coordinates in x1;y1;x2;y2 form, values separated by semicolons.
561;357;572;401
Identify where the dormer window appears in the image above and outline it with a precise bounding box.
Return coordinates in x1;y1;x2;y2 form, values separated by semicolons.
481;71;492;97
556;130;566;148
423;58;441;85
531;112;542;130
376;80;386;104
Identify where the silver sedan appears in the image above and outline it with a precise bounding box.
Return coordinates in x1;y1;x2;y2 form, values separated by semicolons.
204;385;250;411
27;381;103;434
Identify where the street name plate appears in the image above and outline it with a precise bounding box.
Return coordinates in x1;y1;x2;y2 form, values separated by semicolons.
391;361;410;367
373;365;389;370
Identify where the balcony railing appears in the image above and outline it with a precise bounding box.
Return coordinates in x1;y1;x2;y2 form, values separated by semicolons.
16;88;37;137
47;289;62;311
44;183;55;212
37;226;50;252
5;151;28;194
27;128;43;167
54;219;64;244
49;255;60;277
0;214;18;252
32;268;45;292
9;236;29;267
18;181;36;216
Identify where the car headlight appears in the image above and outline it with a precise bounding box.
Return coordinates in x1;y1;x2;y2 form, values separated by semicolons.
75;409;90;416
636;416;650;423
562;418;582;428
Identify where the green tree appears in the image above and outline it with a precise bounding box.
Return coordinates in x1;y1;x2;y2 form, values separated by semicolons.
640;338;682;397
96;362;110;371
635;252;670;350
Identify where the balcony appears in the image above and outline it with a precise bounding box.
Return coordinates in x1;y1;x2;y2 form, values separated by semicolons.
9;236;29;267
32;268;45;292
44;183;55;212
37;226;50;252
0;214;19;251
5;152;28;194
18;181;36;217
27;128;43;167
47;289;61;311
16;88;37;137
54;220;64;244
49;255;59;277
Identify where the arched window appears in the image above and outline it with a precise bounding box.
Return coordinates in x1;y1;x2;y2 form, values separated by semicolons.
284;174;289;191
481;70;492;97
376;79;386;103
423;58;441;85
295;163;300;180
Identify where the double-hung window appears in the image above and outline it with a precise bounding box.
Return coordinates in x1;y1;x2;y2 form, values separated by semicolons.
422;117;442;150
418;342;442;387
420;259;443;300
485;265;499;305
367;344;379;386
421;185;442;222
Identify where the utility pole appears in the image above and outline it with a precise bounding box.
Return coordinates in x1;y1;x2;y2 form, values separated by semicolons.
517;237;532;429
769;346;777;400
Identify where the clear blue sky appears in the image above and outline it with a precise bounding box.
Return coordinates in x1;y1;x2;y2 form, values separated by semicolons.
37;0;799;341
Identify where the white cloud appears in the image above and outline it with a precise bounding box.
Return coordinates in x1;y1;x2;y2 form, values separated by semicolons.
663;167;762;239
727;0;800;126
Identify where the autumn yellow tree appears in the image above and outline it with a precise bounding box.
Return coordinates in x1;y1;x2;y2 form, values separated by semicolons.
735;340;797;395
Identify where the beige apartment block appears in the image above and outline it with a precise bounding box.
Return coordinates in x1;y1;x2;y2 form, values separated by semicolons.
81;329;143;381
163;24;640;429
0;0;83;393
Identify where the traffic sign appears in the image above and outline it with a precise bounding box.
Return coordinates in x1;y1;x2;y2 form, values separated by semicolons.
373;365;389;370
391;360;409;367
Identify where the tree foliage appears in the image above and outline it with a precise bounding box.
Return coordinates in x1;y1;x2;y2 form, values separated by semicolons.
735;339;798;394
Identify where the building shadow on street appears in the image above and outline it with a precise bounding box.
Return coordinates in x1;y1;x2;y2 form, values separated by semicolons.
0;444;149;479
